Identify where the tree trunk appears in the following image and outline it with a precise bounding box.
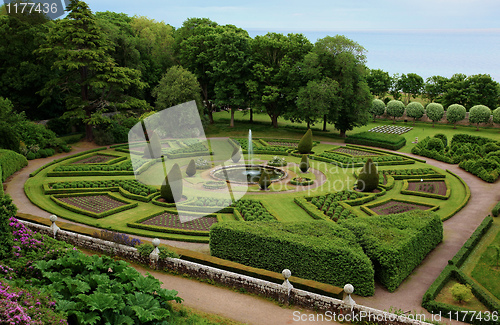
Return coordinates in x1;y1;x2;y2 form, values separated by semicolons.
271;115;278;128
323;115;327;131
230;108;235;128
85;107;93;142
307;121;310;129
207;107;214;124
249;108;253;123
339;130;346;138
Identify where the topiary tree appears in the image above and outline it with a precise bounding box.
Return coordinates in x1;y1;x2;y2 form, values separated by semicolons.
493;107;500;125
425;103;444;127
143;131;162;159
370;99;386;121
298;129;313;154
446;104;467;129
426;138;444;152
405;101;425;126
0;194;17;260
160;163;183;203
469;105;492;131
450;283;473;304
186;159;196;177
258;169;271;190
231;146;241;163
386;100;405;124
434;134;448;148
357;158;379;192
299;154;309;172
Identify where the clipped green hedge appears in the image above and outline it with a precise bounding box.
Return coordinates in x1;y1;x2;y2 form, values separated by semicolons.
0;149;28;182
0;165;3;196
210;221;375;296
442;170;471;221
294;197;330;221
451;216;493;267
345;132;406;150
346;144;427;163
400;179;451;200
493;201;500;217
340;210;443;292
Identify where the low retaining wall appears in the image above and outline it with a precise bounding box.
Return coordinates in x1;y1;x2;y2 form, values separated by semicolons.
22;219;432;325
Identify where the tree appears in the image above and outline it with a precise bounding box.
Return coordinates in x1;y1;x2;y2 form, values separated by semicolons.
186;159;196;177
466;74;500;110
160;163;183;203
357;159;378;192
405;102;425;126
398;73;424;105
313;35;372;137
424;75;448;103
299;155;310;172
247;32;312;128
386;100;405;123
298;129;313;154
426;103;444;127
450;283;473;304
152;65;202;110
469;105;492;131
441;73;469;109
446;104;467;128
389;74;402;101
37;0;147;142
366;69;391;98
493;107;500;125
0;97;21;152
370;99;385;121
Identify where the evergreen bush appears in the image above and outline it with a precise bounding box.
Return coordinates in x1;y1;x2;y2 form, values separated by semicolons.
160;163;183;203
469;105;492;131
434;134;448;148
446;104;466;128
0;194;16;260
299;154;309;172
426;103;444;127
258;169;271;190
406;102;425;125
298;129;313;154
357;158;379;192
144;131;162;159
386;100;405;123
186;159;196;177
426;138;445;152
370;99;385;120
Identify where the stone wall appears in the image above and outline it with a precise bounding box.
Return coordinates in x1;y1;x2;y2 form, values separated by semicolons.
378;111;498;128
21;219;432;325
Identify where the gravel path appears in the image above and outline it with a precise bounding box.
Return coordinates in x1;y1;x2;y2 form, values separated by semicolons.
5;141;499;324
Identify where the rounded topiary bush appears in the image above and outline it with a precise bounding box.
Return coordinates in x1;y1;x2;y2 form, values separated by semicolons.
231;146;241;163
493;107;500;125
405;102;425;125
26;152;36;160
469;105;492;131
370;99;385;120
386;100;405;123
298;129;313;154
299;154;309;172
446;104;466;128
434;134;448;148
426;103;444;127
186;159;196;177
356;159;379;192
160;163;183;203
258;170;271;190
427;138;445;152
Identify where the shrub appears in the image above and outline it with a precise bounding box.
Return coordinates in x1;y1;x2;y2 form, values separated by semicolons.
258;169;271;190
426;138;445;152
370;99;385;120
446;104;466;128
0;149;28;182
345;132;406;150
144;131;162;159
469;105;492;131
0;195;16;260
210;221;375;296
26;152;36;160
406;102;425;125
492;201;500;217
357;158;379;192
426;103;444;127
161;163;183;203
231;146;241;163
340;210;443;292
450;283;473;303
299;154;309;172
493;107;500;125
186;159;196;177
92;128;115;145
386;100;405;123
0;122;20;152
298;129;313;154
434;134;448;148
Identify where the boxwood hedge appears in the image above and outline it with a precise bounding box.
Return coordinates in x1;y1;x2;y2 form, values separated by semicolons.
210;221;375;296
339;210;443;292
345;132;406;150
0;149;28;182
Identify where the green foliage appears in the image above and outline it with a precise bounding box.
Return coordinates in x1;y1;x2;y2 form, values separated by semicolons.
451;216;493;267
345;131;406;150
493;107;500;124
232;199;275;221
0;149;28;182
405;101;425;125
0;194;16;260
386;99;405;122
356;158;379;192
231;146;241;163
258;169;271;190
186;159;196;177
294;77;339;128
366;69;391;98
434;134;448;148
0;121;20;152
160;163;183;203
136;243;179;259
144;132;162;159
492;201;500;217
298;129;313;154
210;221;375;296
450;283;473;303
370;99;386;119
469;105;492;130
446;104;467;128
426;138;445;152
398;73;424;104
426;103;445;126
299;154;310;172
340;210;443;292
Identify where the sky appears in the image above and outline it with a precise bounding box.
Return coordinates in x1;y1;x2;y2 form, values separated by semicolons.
80;0;500;81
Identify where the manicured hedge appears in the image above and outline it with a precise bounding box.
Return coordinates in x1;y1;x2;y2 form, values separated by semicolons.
340;210;443;292
294;197;330;221
0;149;28;182
346;144;427;163
450;216;493;267
400;179;451;200
210;221;375;296
493;201;500;217
345;132;406;150
442;169;471;221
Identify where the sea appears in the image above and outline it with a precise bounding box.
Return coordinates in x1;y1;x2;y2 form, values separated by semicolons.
246;29;500;82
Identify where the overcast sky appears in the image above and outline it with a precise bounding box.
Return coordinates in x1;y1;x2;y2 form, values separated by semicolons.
84;0;500;31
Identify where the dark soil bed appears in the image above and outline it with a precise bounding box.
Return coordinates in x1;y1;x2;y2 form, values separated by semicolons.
333;148;379;156
407;180;447;196
371;200;432;215
141;212;217;231
72;154;115;164
58;195;126;213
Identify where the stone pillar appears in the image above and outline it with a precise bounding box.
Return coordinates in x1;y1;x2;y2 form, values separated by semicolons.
150;238;160;270
49;215;60;239
343;284;356;309
281;269;293;305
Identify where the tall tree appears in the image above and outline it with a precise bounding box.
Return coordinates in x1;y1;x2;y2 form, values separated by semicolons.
37;0;147;141
441;73;469;109
398;73;424;105
389;73;402;101
424;75;447;103
466;74;500;110
247;32;312;128
366;69;391;98
152;65;202;110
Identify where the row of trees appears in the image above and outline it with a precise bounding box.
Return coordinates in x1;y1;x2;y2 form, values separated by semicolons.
371;99;500;130
366;70;500;109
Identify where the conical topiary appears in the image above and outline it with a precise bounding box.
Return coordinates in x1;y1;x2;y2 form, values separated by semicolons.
299;154;309;173
298;129;313;154
160;163;183;203
258;169;271;190
231;146;241;163
143;131;162;159
357;159;379;192
186;159;196;177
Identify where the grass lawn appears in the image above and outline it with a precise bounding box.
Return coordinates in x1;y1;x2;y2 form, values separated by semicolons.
434;279;489;312
470;224;500;300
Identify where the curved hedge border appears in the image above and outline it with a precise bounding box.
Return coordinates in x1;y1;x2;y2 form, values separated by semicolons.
0;149;28;182
47;170;134;177
290;177;314;186
442;170;471;222
50;191;138;219
43;183;157;202
400;178;451;200
379;175;395;190
29;147;106;177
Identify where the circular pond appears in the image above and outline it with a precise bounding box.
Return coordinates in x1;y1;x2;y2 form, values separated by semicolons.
210;165;287;184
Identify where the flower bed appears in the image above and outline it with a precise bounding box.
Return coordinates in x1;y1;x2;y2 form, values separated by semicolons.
71;153;119;164
290;177;314;186
267;156;287;167
333;147;380;157
141;212;217;232
51;192;138;218
362;199;439;216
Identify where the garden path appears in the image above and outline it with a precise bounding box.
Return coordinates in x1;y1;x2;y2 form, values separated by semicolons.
6;140;498;324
